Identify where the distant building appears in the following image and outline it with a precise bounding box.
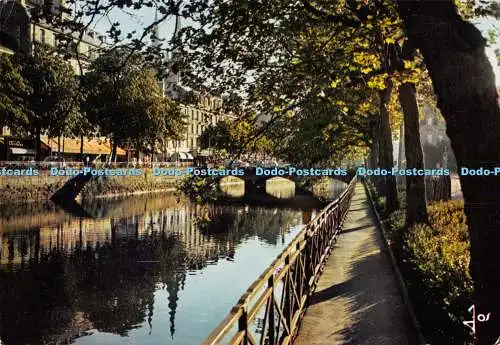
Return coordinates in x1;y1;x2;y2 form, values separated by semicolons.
395;105;457;170
0;135;127;161
419;105;456;169
420;105;446;146
0;0;105;73
153;14;235;160
164;95;233;159
0;0;31;54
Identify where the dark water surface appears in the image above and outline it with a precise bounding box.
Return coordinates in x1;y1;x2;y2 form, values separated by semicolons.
0;182;342;345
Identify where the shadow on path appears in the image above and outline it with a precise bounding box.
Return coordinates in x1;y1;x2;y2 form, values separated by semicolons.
293;183;418;345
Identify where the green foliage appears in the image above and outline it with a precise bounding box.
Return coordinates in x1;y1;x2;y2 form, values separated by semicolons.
83;47;185;154
199;116;273;157
0;53;27;132
369;178;472;344
267;92;375;165
12;44;80;139
176;175;219;203
381;198;472;344
404;201;472;344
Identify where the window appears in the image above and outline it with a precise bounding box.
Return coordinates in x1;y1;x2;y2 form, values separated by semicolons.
79;43;87;54
40;28;46;44
15;26;21;45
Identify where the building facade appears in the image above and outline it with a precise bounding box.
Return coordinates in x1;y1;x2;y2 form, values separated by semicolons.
418;105;456;169
156;15;235;159
0;0;105;73
30;22;104;75
164;95;234;158
0;0;31;54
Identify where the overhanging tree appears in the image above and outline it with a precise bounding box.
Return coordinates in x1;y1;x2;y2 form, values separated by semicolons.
0;53;27;135
13;44;80;159
394;1;500;342
82;47;185;160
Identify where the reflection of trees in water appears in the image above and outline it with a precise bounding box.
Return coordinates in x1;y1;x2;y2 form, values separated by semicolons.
70;231;187;338
200;205;307;246
0;230;188;345
81;193;187;219
0;196;307;345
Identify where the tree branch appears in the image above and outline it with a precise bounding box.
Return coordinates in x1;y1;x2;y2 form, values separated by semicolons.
300;0;360;28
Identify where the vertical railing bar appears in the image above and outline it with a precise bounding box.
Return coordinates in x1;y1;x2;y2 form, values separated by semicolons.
284;255;292;336
239;305;249;345
267;275;275;345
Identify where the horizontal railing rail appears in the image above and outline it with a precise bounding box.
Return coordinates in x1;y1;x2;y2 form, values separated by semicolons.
202;176;357;345
0;161;193;170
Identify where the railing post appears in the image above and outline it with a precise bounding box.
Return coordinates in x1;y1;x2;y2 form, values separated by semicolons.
284;255;292;340
267;275;275;345
239;306;249;345
304;232;312;294
295;241;303;299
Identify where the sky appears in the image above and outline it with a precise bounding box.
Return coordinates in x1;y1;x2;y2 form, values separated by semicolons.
90;9;500;86
475;18;500;86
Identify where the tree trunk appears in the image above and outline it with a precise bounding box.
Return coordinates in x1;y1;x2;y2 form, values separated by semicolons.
398;82;428;226
34;127;41;161
80;135;84;162
395;1;500;342
369;137;379;169
112;140;118;165
378;85;399;213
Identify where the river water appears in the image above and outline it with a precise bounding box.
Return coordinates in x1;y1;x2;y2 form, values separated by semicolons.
0;181;344;345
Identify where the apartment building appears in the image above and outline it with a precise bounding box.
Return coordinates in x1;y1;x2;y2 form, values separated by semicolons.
164;94;235;159
0;0;105;74
155;15;235;160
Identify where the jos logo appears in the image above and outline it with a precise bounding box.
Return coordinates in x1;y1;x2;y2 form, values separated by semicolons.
463;304;492;337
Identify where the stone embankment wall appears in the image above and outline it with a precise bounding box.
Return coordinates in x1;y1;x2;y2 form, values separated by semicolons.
0;171;245;205
0;174;71;204
0;171;179;205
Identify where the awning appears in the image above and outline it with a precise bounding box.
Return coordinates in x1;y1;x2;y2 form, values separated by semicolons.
9;148;36;155
171;152;194;160
40;136;126;156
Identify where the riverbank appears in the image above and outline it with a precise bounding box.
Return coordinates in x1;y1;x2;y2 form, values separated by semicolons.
0;172;345;206
0;171;246;205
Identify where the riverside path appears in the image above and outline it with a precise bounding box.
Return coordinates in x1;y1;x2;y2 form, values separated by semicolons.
293;182;419;345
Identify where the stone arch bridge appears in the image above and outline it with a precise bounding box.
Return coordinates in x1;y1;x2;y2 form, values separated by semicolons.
220;167;356;195
50;166;357;202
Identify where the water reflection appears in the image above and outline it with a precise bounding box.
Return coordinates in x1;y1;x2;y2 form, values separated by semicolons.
0;185;320;345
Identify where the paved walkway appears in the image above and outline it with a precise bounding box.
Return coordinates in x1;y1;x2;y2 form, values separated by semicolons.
294;183;418;345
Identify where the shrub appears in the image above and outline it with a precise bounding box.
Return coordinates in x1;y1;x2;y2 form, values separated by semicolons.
404;200;473;344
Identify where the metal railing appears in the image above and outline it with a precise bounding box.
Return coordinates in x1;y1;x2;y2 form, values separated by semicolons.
0;161;193;170
202;176;357;345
